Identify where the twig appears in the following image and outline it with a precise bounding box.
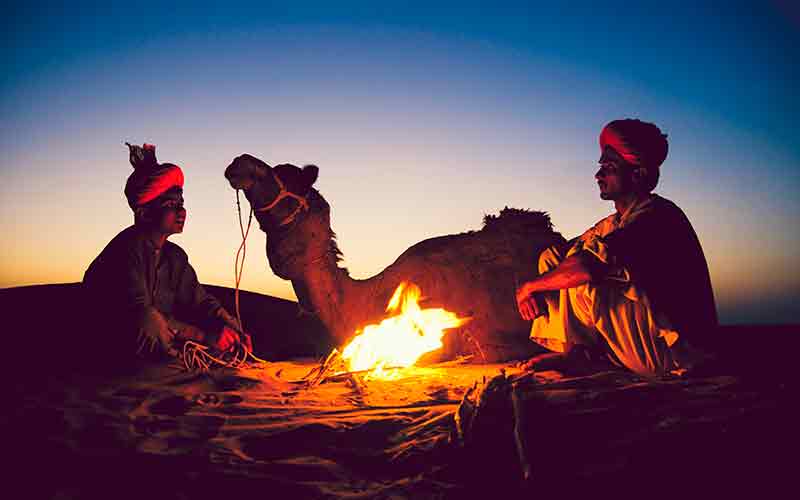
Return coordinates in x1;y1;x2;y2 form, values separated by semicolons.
319;365;404;383
301;349;345;388
462;331;488;363
429;355;474;367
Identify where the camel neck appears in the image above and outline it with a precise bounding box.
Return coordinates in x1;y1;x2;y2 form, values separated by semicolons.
293;257;388;345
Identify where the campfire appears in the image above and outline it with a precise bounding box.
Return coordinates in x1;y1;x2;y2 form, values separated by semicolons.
305;282;470;384
341;282;470;379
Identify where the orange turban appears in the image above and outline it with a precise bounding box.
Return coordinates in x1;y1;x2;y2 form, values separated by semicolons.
599;119;668;169
124;143;184;209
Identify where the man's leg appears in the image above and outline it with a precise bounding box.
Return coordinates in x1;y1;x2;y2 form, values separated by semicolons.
524;245;602;371
589;289;681;377
528;245;569;353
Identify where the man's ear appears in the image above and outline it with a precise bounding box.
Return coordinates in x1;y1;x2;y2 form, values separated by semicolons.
134;206;150;224
632;166;648;185
301;165;319;188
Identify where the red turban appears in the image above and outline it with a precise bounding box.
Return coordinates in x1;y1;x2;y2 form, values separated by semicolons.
124;143;184;209
599;119;668;169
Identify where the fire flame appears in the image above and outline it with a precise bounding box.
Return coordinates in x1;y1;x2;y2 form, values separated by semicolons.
340;282;470;379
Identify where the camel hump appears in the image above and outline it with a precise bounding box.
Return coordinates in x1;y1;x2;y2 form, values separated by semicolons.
396;207;557;264
481;207;554;235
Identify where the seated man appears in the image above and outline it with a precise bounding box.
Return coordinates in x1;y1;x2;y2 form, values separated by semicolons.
84;143;251;361
516;119;717;377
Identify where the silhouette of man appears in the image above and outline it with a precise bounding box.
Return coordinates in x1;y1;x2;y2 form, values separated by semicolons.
516;119;717;377
84;143;251;361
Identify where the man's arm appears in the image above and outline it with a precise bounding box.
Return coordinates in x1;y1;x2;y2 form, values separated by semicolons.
119;249;177;353
516;251;605;320
176;262;252;351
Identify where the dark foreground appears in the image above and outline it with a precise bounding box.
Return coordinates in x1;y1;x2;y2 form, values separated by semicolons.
3;284;797;498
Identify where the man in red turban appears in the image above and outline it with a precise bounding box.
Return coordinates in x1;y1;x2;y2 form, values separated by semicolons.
84;143;251;362
516;119;717;377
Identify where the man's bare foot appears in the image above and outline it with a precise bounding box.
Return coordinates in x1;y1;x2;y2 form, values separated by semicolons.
517;352;571;372
517;346;617;375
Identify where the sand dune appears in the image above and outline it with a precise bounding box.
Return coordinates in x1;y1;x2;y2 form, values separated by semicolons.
4;284;798;498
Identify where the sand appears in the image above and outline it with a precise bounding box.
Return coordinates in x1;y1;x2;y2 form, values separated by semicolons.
4;284;798;498
11;359;512;498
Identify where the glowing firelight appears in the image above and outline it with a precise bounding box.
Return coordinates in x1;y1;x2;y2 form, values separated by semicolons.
340;282;470;379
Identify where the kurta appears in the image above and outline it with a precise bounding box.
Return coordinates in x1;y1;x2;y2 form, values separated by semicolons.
83;225;235;355
531;194;717;376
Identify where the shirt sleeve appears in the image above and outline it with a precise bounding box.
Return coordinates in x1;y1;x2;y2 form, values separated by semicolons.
122;248;152;313
87;241;167;339
568;224;632;284
600;205;685;297
604;204;718;343
175;261;230;333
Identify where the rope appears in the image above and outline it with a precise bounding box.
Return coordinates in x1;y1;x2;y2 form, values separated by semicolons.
234;189;253;333
181;341;251;372
230;189;271;368
252;168;310;227
176;340;270;373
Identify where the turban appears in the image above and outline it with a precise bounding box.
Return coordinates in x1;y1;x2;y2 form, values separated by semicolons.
599;119;669;169
124;143;184;209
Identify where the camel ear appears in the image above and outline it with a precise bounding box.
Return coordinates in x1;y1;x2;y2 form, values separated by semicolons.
302;165;319;187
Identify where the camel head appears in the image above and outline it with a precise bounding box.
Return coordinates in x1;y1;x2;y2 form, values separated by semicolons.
225;154;319;232
224;153;269;191
225;153;332;282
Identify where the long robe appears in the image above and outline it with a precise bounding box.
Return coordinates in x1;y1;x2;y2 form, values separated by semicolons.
83;225;236;357
531;194;717;376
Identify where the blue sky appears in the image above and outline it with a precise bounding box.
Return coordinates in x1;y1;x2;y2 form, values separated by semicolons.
2;1;798;323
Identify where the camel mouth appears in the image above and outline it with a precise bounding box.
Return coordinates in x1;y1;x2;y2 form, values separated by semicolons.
226;174;254;191
224;163;255;190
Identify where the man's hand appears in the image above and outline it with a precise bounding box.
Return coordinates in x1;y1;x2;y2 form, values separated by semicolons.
516;284;547;321
515;253;596;321
216;310;252;352
136;308;176;354
174;323;206;343
212;326;253;352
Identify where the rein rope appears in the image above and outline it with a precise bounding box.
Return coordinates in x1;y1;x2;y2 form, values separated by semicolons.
253;168;310;226
234;188;253;332
177;188;270;372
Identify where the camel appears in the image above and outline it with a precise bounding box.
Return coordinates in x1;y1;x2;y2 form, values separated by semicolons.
224;154;566;362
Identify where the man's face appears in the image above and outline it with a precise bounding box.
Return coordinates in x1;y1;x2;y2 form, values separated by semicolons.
595;146;635;200
148;187;187;235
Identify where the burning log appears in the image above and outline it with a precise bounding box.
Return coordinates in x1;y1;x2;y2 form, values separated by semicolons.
298;349;392;391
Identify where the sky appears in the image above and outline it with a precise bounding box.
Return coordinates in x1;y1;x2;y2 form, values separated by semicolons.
2;1;798;324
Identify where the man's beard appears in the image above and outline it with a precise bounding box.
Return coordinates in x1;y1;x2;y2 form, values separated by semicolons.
600;191;615;200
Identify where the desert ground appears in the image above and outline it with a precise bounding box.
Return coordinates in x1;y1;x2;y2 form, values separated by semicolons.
4;284;797;498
